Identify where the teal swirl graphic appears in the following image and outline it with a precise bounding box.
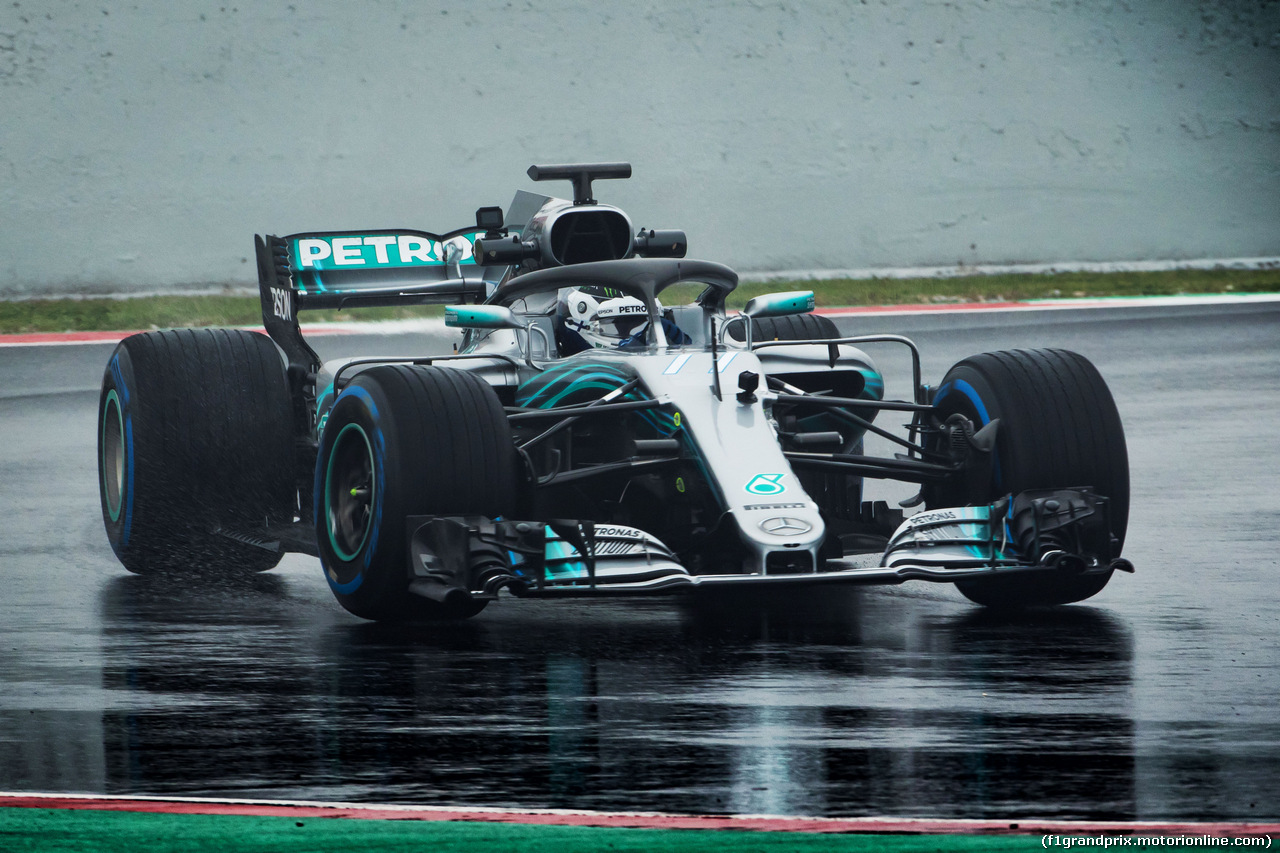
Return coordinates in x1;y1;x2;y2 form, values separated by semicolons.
516;361;679;437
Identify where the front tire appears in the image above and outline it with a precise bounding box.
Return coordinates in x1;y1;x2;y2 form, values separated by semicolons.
97;329;296;575
315;365;519;621
927;348;1129;607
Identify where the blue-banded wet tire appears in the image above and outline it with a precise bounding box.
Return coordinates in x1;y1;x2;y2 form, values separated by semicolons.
315;365;519;621
97;329;296;575
926;348;1129;608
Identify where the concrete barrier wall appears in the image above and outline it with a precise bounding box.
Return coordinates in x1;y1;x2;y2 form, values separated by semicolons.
1;1;1277;295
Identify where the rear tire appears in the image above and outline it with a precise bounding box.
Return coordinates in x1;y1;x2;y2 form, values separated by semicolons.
315;365;519;621
98;329;296;575
926;348;1129;608
729;312;840;343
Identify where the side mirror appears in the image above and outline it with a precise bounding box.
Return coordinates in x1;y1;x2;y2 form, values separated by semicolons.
444;304;525;330
742;291;815;319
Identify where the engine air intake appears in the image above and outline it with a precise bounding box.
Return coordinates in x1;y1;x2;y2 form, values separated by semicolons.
549;209;633;265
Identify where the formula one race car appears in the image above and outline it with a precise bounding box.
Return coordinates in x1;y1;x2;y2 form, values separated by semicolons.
97;163;1133;619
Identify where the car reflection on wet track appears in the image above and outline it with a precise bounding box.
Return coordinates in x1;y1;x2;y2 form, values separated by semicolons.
93;575;1134;819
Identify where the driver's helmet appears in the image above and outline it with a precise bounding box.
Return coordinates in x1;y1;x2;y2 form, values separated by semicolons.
557;286;650;349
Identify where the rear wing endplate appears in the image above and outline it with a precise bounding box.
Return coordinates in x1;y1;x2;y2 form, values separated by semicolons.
255;227;515;430
256;226;511;315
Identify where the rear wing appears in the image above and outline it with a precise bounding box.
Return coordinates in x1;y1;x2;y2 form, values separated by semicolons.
255;225;512;313
255;226;515;431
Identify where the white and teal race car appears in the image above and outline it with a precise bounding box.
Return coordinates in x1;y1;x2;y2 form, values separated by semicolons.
97;163;1133;620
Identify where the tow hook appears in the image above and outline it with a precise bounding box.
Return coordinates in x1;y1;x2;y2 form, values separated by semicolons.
1039;549;1088;574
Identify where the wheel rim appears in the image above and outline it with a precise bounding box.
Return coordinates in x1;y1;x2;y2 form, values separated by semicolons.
101;390;125;522
325;423;376;561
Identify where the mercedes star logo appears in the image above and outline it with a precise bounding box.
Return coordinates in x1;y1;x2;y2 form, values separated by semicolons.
760;517;812;536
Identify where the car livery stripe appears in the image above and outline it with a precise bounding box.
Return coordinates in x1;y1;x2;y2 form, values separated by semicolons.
516;362;631;407
709;352;737;373
315;383;335;423
663;353;693;374
515;360;679;438
539;375;635;408
861;368;885;400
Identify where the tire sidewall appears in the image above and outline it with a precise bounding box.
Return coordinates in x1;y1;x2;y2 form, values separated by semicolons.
99;345;137;561
314;381;403;618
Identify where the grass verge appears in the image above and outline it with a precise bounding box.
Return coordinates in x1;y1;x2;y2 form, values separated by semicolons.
728;266;1280;309
1;267;1276;334
0;808;1057;853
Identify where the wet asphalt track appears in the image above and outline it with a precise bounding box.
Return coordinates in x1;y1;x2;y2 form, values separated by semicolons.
0;301;1277;821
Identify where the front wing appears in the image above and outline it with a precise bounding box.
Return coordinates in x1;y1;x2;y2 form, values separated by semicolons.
404;489;1133;603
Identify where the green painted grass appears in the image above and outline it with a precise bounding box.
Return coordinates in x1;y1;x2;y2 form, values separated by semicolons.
0;295;447;335
0;267;1275;334
0;808;1058;853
